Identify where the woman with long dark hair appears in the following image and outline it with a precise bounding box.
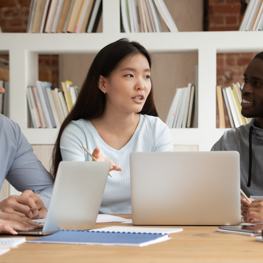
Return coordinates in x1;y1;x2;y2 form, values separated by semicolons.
52;38;173;214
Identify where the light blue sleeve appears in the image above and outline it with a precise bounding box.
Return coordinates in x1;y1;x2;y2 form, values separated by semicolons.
4;120;54;209
60;121;88;162
154;119;173;152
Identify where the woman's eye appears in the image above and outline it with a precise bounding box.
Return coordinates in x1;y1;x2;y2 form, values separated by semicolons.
125;74;133;77
145;75;151;79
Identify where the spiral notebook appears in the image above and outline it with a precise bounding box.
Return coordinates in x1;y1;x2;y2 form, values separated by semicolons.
28;230;170;247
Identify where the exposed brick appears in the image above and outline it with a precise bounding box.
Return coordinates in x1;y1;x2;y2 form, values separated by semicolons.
17;0;30;8
209;25;239;31
0;0;17;8
211;5;241;14
217;68;224;76
209;0;225;4
225;16;237;24
237;57;252;66
8;18;23;27
2;9;20;18
209;15;224;25
226;57;236;66
217;57;224;67
226;0;240;3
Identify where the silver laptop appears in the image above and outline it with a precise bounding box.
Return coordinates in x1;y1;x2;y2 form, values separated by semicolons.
17;161;110;235
130;152;241;226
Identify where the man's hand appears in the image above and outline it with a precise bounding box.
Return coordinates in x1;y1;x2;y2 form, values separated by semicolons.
92;146;123;172
245;199;263;223
0;212;42;235
0;190;47;219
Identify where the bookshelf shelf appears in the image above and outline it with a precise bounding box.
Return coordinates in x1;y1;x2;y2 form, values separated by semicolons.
0;0;261;151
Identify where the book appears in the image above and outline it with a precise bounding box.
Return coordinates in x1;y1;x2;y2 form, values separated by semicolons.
139;0;147;32
51;0;65;33
44;0;60;33
28;229;171;247
148;0;161;32
74;0;91;33
42;82;56;127
51;89;64;124
32;86;47;128
186;84;195;128
222;87;234;128
121;0;130;33
86;0;102;33
45;83;61;128
27;86;41;128
67;0;83;32
31;0;48;33
153;0;178;32
225;87;240;127
40;0;51;33
63;0;76;32
58;90;69;117
27;0;37;33
36;81;53;128
80;0;94;33
56;0;72;33
216;86;226;128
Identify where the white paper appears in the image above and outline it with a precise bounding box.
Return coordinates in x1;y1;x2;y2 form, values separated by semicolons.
96;214;128;223
92;226;183;235
0;249;10;255
0;237;26;248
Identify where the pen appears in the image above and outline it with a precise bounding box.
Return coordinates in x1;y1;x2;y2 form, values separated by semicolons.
82;145;112;177
240;189;251;204
30;207;39;211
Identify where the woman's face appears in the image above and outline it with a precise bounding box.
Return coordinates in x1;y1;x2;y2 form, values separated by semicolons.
101;53;151;114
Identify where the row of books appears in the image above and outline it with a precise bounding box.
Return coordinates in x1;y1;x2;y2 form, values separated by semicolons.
27;80;79;128
166;83;196;129
121;0;178;33
0;81;9;117
27;0;102;33
216;83;251;129
240;0;263;31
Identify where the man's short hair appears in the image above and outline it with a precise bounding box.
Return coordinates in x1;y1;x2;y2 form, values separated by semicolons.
254;52;263;60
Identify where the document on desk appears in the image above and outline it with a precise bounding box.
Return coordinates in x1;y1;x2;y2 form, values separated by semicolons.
32;214;129;225
28;230;171;247
0;237;26;248
92;226;183;235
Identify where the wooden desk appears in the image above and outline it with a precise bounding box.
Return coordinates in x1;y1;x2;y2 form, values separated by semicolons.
1;215;263;263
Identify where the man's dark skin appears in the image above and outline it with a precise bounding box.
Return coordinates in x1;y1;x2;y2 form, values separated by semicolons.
240;57;263;223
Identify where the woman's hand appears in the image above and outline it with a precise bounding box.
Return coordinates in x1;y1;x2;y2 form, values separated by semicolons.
92;147;123;172
0;212;42;235
241;198;252;220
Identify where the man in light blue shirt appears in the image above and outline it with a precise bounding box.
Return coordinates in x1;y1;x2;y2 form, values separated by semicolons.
0;85;53;220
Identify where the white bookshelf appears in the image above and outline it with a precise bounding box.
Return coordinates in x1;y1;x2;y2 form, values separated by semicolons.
0;0;260;155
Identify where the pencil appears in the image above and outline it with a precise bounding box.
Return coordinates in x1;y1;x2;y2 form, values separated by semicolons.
240;189;251;204
82;145;112;177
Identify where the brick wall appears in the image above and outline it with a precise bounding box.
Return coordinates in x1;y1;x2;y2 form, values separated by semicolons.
208;0;257;87
0;0;59;86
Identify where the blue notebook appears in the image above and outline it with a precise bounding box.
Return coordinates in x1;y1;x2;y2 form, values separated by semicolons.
28;230;170;247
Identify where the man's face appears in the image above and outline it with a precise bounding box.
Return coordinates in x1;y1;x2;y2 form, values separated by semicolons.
0;85;4;95
241;58;263;118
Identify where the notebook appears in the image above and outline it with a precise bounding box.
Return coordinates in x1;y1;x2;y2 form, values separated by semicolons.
92;226;183;234
130;152;241;225
15;161;110;235
28;230;170;247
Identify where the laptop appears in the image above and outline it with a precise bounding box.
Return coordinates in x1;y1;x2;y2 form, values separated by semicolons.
16;161;110;235
130;152;241;226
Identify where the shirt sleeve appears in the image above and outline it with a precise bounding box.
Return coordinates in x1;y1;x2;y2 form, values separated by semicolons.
60;122;87;161
154;119;173;152
6;124;54;209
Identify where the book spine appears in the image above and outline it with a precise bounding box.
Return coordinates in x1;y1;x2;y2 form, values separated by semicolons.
33;86;47;128
31;86;44;128
26;87;37;128
28;86;41;128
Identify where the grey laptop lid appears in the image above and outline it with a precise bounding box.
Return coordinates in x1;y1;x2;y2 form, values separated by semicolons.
130;152;241;226
17;161;110;235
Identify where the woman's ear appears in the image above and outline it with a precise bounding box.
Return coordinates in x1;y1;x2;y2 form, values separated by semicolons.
98;76;107;94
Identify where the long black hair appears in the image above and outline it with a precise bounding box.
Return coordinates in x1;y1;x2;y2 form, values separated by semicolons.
51;38;158;178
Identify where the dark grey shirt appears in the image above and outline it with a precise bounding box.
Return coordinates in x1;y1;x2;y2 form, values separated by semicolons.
211;119;263;198
0;114;54;208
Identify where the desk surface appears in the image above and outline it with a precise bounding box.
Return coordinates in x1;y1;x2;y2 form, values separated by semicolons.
1;215;263;263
